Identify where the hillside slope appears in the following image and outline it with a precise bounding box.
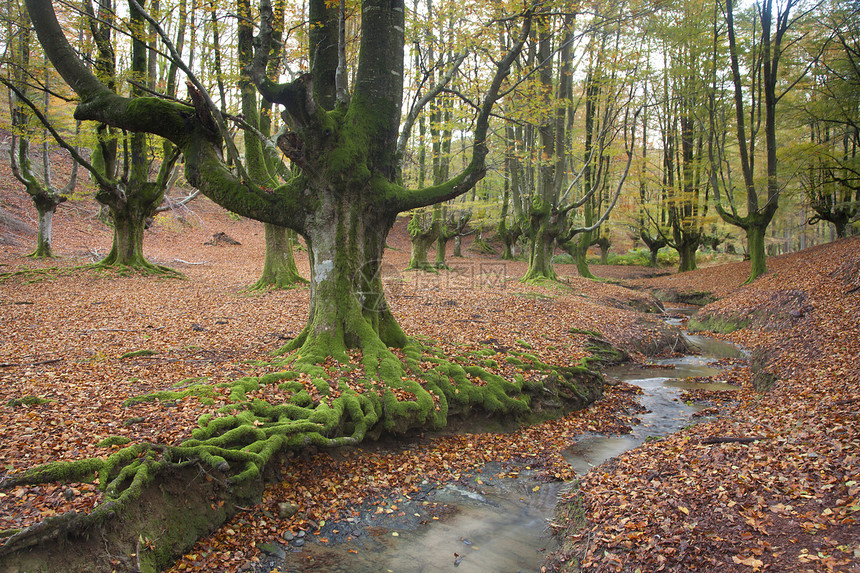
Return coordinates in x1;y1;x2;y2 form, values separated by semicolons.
551;236;860;572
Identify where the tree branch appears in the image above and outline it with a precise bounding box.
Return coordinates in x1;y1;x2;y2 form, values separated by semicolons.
396;11;532;213
396;49;469;162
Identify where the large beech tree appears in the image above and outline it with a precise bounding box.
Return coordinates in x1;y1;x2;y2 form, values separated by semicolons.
26;0;529;389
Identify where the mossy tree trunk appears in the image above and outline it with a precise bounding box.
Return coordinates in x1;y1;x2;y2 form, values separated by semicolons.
641;231;667;267
434;216;453;268
252;223;305;288
450;235;461;257
746;219;769;281
286;196;408;363
676;235;699;272
18;176;67;259
98;190;159;267
574;233;595;278
574;196;597;279
523;198;563;282
497;188;522;261
31;200;56;258
596;235;610;265
407;207;440;271
439;211;470;263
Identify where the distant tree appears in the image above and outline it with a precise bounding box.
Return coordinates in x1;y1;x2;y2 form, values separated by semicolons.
799;2;860;237
237;0;305;289
710;0;819;281
4;8;76;258
85;0;182;271
653;0;714;272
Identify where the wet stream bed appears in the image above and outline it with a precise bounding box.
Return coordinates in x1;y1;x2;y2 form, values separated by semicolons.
253;311;747;573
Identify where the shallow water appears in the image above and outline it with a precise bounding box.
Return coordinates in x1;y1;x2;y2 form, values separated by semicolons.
261;468;565;573
561;308;744;475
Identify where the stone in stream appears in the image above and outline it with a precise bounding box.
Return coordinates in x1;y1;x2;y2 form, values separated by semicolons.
256;542;287;560
278;502;299;519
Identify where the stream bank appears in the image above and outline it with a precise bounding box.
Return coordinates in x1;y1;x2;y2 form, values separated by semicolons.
249;310;747;573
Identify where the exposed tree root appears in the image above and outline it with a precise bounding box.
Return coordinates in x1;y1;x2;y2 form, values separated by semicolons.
0;338;609;571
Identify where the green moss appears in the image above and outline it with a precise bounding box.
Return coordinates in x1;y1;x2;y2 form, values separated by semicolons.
120;349;159;359
6;396;53;408
583;338;629;367
291;390;314;407
171;376;208;388
568;327;604;338
219;377;261;402
261;371;298;384
311;378;331;395
515;339;533;349
96;436;132;448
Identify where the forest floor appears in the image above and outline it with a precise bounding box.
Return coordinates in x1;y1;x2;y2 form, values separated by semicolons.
1;178;858;572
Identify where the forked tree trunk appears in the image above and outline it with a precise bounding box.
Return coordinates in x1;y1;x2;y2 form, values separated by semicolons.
406;211;438;271
523;214;558;282
596;236;610;265
27;191;65;258
452;235;463;258
676;236;699;272
34;208;54;257
648;244;660;267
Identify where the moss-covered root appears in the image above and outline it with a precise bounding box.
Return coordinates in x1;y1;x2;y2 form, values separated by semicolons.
91;257;183;278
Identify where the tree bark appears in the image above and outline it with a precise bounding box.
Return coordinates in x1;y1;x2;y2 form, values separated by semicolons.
676;236;699;272
29;197;60;258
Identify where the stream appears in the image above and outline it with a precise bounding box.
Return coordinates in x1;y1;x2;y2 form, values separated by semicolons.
254;310;747;573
